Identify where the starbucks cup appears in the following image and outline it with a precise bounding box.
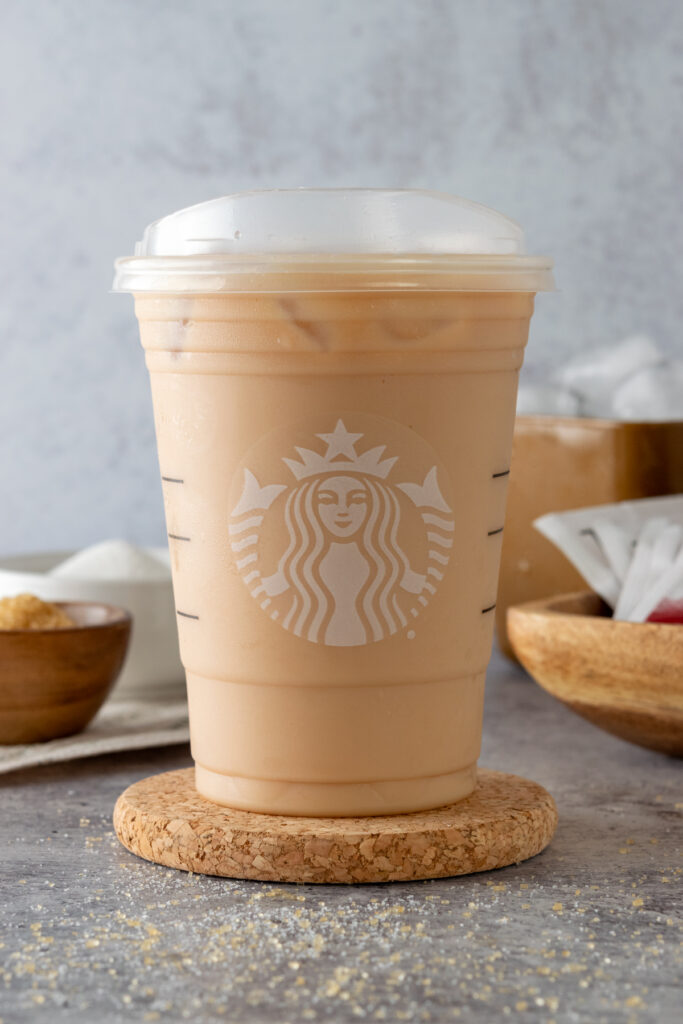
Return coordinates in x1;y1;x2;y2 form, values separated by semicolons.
114;189;553;816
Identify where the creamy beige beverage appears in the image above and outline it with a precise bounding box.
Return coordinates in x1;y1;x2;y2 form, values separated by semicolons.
115;190;553;815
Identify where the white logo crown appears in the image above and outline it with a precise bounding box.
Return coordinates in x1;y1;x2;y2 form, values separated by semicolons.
283;419;398;481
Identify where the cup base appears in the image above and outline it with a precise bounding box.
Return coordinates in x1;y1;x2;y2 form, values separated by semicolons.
193;762;478;817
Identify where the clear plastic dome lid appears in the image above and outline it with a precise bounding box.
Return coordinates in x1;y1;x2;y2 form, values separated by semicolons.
113;189;554;293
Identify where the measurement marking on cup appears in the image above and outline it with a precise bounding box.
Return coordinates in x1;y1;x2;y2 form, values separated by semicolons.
492;470;510;479
168;533;191;542
162;476;184;484
177;610;199;620
487;527;504;537
481;604;497;614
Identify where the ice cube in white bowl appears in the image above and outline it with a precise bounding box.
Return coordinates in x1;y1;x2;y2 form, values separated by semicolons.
611;364;683;421
516;384;582;417
0;548;184;700
554;334;665;418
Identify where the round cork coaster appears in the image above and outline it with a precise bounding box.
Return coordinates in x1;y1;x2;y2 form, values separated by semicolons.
113;768;557;884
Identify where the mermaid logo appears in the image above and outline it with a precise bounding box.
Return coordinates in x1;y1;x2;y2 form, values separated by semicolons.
229;418;454;646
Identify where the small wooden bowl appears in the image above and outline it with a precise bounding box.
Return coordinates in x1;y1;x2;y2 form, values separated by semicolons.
507;591;683;757
0;601;132;744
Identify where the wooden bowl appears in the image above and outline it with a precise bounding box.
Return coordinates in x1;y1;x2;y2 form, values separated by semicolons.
507;591;683;756
0;601;132;744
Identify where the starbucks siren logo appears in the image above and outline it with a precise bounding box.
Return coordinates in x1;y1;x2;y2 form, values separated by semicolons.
229;419;454;646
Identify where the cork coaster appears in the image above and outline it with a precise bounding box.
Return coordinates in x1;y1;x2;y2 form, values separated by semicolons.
113;769;557;884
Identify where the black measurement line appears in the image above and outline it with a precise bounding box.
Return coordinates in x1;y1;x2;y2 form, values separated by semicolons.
492;470;510;479
177;610;199;620
481;604;497;614
168;533;191;542
161;476;184;484
487;527;504;537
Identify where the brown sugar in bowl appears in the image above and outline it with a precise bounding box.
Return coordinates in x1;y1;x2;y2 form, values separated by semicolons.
0;601;132;744
507;591;683;756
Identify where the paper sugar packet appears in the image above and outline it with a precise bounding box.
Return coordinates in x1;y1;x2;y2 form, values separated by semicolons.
534;495;683;623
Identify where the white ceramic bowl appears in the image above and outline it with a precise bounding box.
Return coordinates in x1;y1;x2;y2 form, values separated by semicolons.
0;550;184;700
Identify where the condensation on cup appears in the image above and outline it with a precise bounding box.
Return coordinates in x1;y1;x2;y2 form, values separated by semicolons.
114;189;554;816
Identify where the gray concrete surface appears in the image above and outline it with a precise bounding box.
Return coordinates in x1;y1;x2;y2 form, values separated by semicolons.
2;0;683;554
1;650;681;1023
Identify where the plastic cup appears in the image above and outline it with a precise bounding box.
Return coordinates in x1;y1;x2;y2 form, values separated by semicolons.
114;189;553;816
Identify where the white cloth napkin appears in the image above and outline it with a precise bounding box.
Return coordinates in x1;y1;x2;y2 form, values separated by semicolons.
0;699;189;775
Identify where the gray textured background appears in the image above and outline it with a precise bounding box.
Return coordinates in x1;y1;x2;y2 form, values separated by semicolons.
2;0;681;554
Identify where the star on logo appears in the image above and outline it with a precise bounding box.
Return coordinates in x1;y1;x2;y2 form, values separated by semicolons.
283;419;398;480
316;420;363;460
